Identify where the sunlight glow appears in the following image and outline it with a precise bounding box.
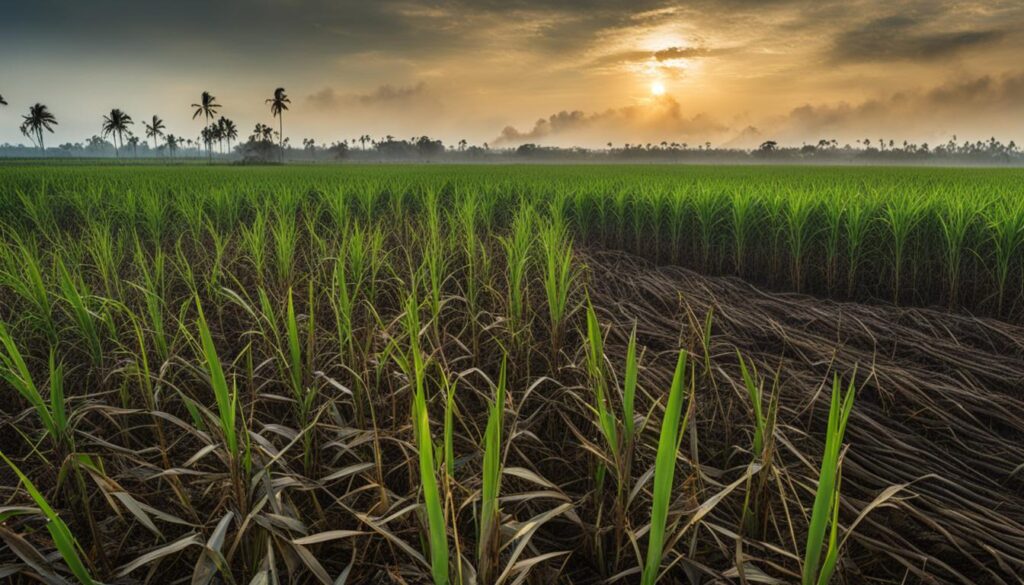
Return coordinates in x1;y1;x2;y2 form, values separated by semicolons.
650;80;666;96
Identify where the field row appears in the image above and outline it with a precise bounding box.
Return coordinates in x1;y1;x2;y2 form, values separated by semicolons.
0;165;1022;584
3;165;1024;317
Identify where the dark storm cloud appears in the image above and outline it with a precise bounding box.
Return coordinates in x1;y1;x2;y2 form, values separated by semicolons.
830;15;1006;63
3;0;1015;66
0;0;768;61
0;1;461;59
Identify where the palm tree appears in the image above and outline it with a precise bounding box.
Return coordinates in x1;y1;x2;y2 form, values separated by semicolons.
127;134;140;158
166;134;178;158
101;108;134;158
214;119;226;153
201;125;217;157
251;123;274;143
216;115;237;153
220;118;238;153
191;91;221;161
144;115;166;152
20;103;58;156
266;87;290;162
0;94;7;106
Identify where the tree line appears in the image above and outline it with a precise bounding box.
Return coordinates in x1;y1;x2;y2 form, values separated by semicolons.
0;88;290;161
2;90;1023;164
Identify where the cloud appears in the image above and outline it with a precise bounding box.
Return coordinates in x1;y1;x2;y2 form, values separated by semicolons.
721;125;763;148
768;71;1024;142
924;73;1024;106
494;96;728;146
654;46;714;61
830;15;1006;63
494;70;1024;148
589;44;721;68
307;82;432;109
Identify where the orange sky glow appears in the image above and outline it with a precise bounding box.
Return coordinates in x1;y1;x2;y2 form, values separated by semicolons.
2;0;1024;149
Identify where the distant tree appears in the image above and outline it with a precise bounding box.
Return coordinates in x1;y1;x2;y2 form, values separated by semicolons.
326;141;348;159
415;136;444;157
101;109;134;158
85;135;110;153
266;87;290;162
213;118;229;153
191;91;221;161
0;94;6;106
166;134;178;158
758;140;778;152
250;123;274;143
210;122;225;153
20;103;58;155
127;134;140;157
221;118;238;153
516;143;541;156
144;115;166;151
200;125;214;156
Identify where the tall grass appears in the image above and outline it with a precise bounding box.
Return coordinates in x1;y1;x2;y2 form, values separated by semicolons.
0;164;1013;584
0;323;72;453
401;292;449;585
502;209;533;352
194;296;244;472
802;374;855;585
541;217;575;359
641;349;692;585
0;452;96;585
478;358;507;583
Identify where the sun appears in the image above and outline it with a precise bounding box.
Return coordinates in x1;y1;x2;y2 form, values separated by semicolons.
650;80;666;96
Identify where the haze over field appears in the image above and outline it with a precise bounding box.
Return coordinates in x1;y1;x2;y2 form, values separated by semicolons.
2;0;1024;148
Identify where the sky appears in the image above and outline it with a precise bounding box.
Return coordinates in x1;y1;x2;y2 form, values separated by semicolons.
2;0;1024;149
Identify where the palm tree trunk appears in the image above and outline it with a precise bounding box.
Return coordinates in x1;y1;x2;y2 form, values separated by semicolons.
206;114;212;163
279;114;284;163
